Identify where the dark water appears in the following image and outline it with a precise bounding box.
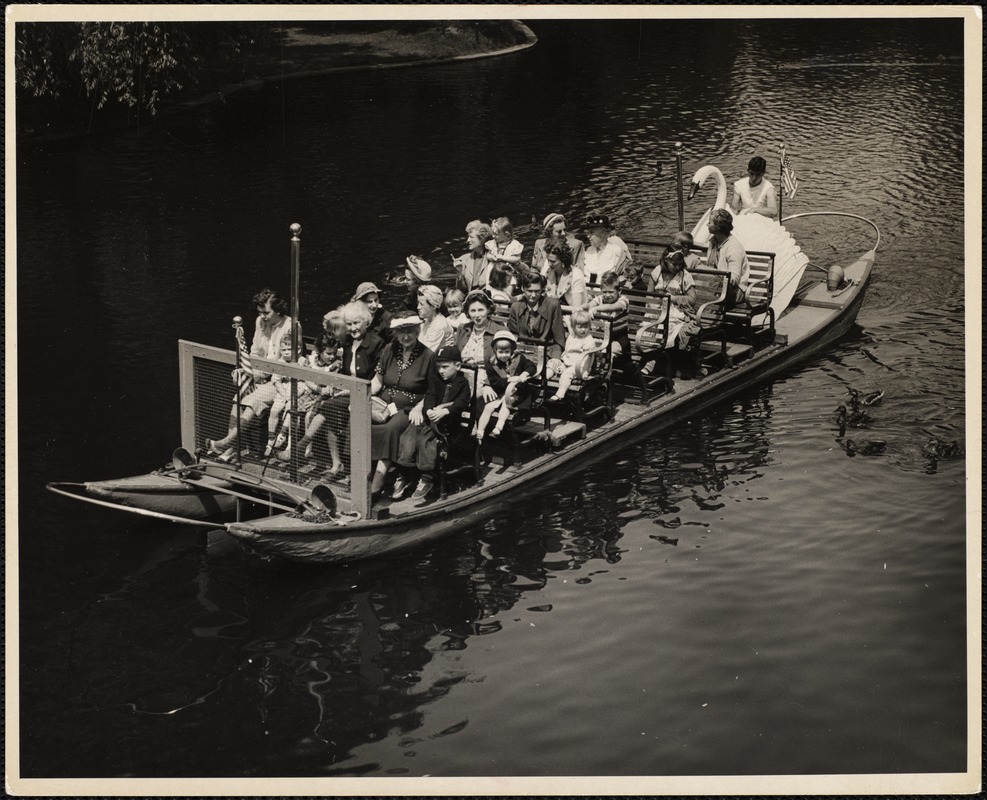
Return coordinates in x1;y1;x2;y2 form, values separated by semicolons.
16;19;970;781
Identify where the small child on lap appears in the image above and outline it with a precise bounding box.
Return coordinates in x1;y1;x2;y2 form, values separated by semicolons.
475;330;536;441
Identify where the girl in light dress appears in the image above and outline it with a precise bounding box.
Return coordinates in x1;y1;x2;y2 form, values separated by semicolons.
548;309;601;401
647;246;699;348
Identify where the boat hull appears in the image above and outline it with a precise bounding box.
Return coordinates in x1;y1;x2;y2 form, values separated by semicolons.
84;473;237;521
224;250;874;563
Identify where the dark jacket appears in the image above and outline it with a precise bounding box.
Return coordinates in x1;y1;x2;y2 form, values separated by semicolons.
486;352;537;395
341;331;385;380
424;371;471;416
367;307;393;344
507;296;566;360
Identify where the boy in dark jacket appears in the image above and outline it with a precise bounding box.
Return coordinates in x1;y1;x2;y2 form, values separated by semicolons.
394;345;472;501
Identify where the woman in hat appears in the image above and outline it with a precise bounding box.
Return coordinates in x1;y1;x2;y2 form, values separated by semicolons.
353;281;393;343
730;156;778;218
474;330;537;441
532;212;585;273
455;289;501;402
706;208;750;309
416;284;456;354
453;220;495;295
542;239;587;310
369;310;443;497
403;255;433;311
582;210;632;285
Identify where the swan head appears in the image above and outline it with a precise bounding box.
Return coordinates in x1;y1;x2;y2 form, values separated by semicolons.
687;165;728;208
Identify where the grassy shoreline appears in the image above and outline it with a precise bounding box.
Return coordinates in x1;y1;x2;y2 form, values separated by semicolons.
18;20;537;141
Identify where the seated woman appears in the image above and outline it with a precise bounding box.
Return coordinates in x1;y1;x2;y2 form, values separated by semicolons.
208;289;298;457
542;239;587;311
454;220;494;295
402;255;432;311
485;263;515;306
283;301;384;475
417;285;456;353
730;156;778;218
369;310;443;497
454;289;500;404
352;281;393;344
705;208;750;309
582;210;632;285
532;212;586;273
474;330;536;442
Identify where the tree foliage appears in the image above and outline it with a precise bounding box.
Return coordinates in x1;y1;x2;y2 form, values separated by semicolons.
16;21;259;116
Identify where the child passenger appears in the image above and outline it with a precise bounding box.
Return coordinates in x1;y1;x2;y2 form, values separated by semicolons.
475;330;536;442
443;288;468;329
647;246;698;348
581;270;630;358
393;345;472;501
485;216;524;268
671;231;701;270
265;336;316;456
548;309;600;401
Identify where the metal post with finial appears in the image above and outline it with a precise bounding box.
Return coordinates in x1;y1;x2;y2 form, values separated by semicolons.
288;223;302;481
675;142;685;231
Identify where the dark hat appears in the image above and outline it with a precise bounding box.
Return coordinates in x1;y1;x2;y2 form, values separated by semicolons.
435;345;463;363
463;289;495;310
584;211;611;230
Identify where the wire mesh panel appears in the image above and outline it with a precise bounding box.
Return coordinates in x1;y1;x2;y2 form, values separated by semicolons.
178;341;372;517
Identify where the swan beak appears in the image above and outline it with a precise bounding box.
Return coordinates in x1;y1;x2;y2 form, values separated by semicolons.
687;182;700;201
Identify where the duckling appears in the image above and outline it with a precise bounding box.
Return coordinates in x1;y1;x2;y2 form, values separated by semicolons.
842;438;887;457
834;403;871;431
853;388;885;407
922;436;964;461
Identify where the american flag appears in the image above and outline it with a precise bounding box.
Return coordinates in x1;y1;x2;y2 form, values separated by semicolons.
781;147;799;198
234;321;254;396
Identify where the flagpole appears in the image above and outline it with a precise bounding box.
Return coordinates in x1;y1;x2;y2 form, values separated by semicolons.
675;141;684;231
778;145;785;220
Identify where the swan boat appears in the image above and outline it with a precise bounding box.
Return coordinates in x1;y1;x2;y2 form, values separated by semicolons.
47;164;879;564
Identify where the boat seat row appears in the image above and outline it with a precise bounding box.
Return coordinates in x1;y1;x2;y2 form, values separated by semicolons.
625;237;777;354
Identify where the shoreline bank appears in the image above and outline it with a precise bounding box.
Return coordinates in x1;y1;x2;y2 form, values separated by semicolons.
18;21;538;143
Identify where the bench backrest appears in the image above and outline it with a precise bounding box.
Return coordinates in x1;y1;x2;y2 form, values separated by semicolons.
689;268;730;327
626;236;775;310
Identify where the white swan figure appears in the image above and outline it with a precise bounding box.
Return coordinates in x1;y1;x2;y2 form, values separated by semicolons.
686;164;810;318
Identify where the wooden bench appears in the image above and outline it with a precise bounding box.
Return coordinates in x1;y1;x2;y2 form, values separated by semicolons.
607;288;674;404
686;268;730;374
627;235;771;360
541;315;615;423
723;249;775;351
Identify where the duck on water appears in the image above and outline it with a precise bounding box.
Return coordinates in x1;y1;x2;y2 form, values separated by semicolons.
47;154;882;564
